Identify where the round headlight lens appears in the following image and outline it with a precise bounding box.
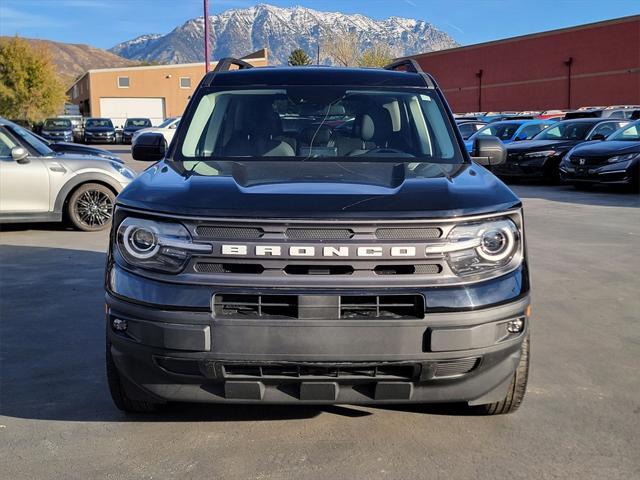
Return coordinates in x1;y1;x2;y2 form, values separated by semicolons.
478;226;515;261
122;225;159;259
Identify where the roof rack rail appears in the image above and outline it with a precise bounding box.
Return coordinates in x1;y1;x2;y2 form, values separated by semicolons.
213;57;254;73
383;59;437;89
383;59;423;74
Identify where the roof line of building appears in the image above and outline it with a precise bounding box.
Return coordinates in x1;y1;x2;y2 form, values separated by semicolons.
405;15;640;61
66;49;268;91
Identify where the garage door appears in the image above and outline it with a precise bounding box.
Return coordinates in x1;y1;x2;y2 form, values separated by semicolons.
99;97;165;127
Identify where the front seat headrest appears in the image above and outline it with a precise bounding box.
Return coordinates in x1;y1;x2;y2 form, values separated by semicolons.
359;108;393;144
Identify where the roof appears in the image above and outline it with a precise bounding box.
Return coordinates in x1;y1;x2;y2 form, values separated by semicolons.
404;15;639;61
208;66;429;88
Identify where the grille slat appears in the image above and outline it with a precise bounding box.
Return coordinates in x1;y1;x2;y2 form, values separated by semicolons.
433;358;479;378
375;227;442;240
196;226;264;239
286;228;354;240
223;363;417;380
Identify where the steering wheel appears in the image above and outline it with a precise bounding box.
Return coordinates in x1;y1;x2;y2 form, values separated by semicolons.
348;147;409;156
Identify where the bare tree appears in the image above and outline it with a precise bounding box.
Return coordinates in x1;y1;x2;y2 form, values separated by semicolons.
322;31;359;67
358;43;394;68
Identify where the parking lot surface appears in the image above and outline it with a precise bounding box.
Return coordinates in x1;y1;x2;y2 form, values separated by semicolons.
1;146;639;479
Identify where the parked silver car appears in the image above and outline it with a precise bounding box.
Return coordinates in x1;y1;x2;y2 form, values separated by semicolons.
0;118;135;231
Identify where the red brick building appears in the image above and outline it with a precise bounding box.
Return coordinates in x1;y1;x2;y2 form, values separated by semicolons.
407;16;640;113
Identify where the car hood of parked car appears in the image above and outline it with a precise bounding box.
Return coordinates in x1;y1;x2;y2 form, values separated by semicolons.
568;140;640;157
85;126;115;132
49;142;121;160
117;160;520;218
506;139;582;152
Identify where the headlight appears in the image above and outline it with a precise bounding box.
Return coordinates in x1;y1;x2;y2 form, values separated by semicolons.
116;217;211;273
524;150;556;159
426;218;522;277
109;161;136;179
608;153;639;164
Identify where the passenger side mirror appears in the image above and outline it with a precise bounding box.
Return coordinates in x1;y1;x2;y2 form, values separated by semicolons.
471;136;507;166
514;134;527;141
11;146;29;164
132;133;166;162
590;133;606;141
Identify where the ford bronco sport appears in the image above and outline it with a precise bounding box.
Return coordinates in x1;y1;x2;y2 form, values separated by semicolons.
106;59;531;415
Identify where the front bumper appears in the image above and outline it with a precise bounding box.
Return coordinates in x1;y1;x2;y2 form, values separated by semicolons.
492;156;552;178
560;160;639;185
85;133;116;143
106;282;530;405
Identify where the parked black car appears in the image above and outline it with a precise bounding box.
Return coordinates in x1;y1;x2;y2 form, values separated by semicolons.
105;59;531;416
84;118;116;144
494;118;629;181
560;120;640;189
455;119;486;140
32;132;122;162
40;118;74;143
121;118;152;144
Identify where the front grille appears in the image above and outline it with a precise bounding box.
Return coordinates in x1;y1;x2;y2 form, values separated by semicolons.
374;264;442;275
570;156;607;166
196;225;264;239
213;294;424;320
433;358;479;378
222;363;418;380
286;228;354;240
195;262;264;274
214;294;298;319
375;227;441;240
340;295;424;319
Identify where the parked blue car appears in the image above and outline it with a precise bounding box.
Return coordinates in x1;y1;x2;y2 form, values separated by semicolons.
465;119;556;152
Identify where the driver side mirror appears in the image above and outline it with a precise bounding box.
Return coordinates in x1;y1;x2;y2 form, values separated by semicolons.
471;136;507;166
514;133;528;141
590;133;606;141
11;146;29;164
132;133;166;162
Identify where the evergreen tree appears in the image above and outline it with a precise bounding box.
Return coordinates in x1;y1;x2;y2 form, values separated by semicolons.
288;48;312;66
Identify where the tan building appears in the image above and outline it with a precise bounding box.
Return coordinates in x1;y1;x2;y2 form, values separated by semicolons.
67;49;268;126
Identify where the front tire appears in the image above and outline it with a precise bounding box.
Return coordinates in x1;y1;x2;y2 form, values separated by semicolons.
66;183;115;231
474;334;530;415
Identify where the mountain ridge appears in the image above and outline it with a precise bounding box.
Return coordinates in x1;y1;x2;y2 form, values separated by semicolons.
110;3;459;65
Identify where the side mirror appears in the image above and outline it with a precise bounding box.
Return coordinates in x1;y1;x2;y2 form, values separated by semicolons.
590;133;606;141
169;124;177;129
471;136;507;166
514;134;527;141
11;146;29;163
131;133;166;161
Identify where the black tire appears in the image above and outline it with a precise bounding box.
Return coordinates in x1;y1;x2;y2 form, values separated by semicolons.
106;337;159;413
475;335;530;415
66;183;115;232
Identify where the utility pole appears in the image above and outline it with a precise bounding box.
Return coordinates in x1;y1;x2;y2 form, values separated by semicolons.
204;0;210;73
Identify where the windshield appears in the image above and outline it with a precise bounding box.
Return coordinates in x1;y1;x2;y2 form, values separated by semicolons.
9;125;55;156
534;121;593;140
177;87;462;163
158;117;178;128
86;119;113;128
607;122;640;141
43;119;72;130
475;122;521;140
125;119;151;127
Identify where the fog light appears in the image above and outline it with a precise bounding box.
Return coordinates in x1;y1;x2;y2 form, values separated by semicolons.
112;318;128;331
506;318;524;334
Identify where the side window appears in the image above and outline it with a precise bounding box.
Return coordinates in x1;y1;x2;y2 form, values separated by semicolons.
0;129;19;157
180;77;191;89
117;76;130;88
590;122;617;139
607;110;623;119
518;124;543;139
458;124;474;139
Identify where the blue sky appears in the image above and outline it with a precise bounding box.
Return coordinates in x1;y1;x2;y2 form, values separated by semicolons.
1;0;638;50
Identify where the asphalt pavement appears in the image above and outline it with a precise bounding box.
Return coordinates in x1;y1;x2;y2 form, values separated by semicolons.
1;146;639;479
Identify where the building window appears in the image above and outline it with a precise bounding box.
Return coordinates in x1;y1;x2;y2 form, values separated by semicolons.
117;76;130;88
179;77;191;89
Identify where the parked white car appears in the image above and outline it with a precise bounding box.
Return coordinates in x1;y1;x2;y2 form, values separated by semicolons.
131;117;180;147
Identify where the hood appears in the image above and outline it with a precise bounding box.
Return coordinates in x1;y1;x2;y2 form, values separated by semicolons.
570;140;640;157
124;125;149;133
85;125;115;132
506;139;580;153
49;142;122;162
117;161;521;219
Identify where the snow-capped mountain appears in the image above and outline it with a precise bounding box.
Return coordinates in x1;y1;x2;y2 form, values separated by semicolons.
109;3;459;65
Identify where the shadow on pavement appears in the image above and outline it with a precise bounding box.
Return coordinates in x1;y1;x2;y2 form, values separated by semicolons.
1;244;468;423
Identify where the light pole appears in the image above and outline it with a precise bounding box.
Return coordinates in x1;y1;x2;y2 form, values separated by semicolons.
564;57;573;109
476;69;483;112
204;0;210;73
